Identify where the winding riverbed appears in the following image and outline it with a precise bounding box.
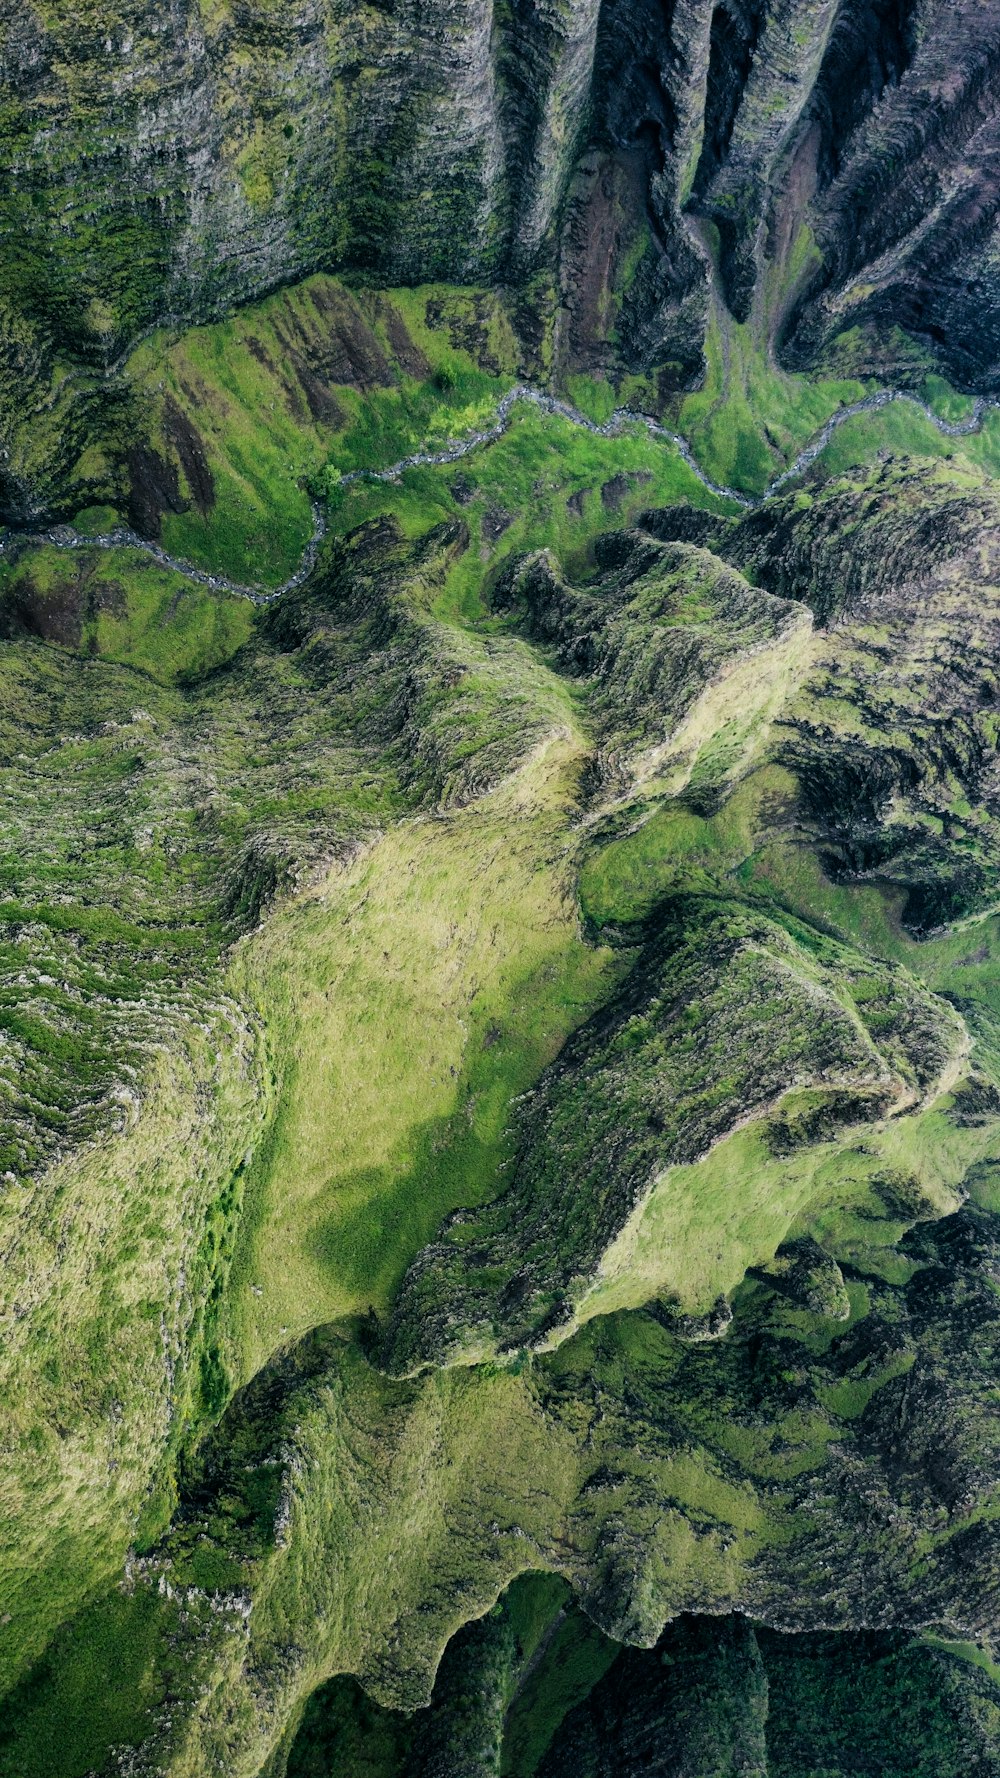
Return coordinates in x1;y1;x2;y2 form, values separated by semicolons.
2;384;996;607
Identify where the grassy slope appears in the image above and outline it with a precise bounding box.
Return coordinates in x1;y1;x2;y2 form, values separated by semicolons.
124;278;524;586
500;1596;619;1778
677;305;866;493
7;266;1000;1775
4;335;726;1708
0;541;255;683
582;1089;984;1325
230;726;615;1371
673;217;867;495
0;985;269;1690
574;765;1000;1325
325;402;739;624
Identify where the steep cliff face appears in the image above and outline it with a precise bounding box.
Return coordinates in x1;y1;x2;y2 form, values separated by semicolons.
534;1618;1000;1777
8;0;1000;527
5;0;1000;363
0;0;602;517
783;1;1000;383
286;1603;1000;1778
0;0;594;356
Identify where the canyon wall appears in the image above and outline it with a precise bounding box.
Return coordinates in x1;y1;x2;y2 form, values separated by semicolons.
4;0;1000;520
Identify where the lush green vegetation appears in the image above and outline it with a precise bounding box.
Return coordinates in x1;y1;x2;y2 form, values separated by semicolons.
125;278;523;585
230;727;617;1371
0;541;254;682
7;262;1000;1777
328;399;739;624
677;304;866;493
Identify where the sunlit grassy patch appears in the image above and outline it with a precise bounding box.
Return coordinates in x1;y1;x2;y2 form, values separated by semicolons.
326;403;740;625
230;723;616;1370
126;277;520;585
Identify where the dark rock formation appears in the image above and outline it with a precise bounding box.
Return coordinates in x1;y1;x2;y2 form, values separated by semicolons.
9;0;1000;521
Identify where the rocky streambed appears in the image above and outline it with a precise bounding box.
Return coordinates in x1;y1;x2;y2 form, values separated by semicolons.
1;384;995;604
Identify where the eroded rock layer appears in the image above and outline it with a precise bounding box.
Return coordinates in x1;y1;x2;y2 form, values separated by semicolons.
8;0;1000;523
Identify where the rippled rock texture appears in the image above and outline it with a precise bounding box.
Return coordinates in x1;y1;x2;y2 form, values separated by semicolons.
6;0;1000;523
5;0;996;366
9;6;1000;1775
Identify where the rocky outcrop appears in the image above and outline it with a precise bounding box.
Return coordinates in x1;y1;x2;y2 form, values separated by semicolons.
784;1;1000;385
644;449;1000;933
0;0;597;360
9;0;1000;520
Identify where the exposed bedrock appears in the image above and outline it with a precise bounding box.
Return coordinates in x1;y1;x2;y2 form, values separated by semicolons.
781;2;1000;381
0;0;601;359
11;0;1000;522
649;449;1000;933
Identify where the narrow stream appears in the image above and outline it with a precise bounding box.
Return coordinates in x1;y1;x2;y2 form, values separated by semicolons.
2;384;995;606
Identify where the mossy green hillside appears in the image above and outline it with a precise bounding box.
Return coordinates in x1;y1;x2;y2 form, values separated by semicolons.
486;530;811;795
7;333;1000;1774
381;472;1000;1368
118;265;741;602
231;724;616;1372
11;14;1000;1775
0;495;682;1697
12;1196;1000;1775
0;510;614;1688
676;301;866;496
325;400;740;626
123;278;524;585
577;452;1000;968
0;541;254;683
779;383;1000;496
6;414;1000;1689
386;889;971;1369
